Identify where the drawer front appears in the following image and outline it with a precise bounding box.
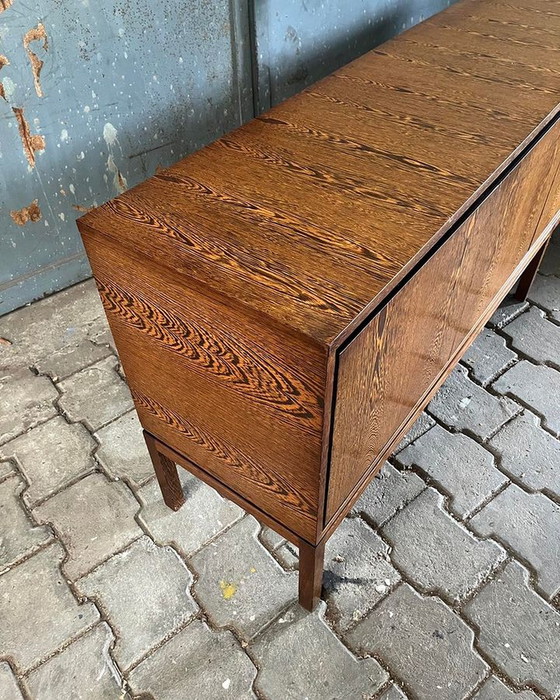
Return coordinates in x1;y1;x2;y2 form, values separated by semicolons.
326;118;560;523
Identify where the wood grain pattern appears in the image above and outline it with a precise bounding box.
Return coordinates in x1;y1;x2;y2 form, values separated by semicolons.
325;119;560;522
79;0;560;348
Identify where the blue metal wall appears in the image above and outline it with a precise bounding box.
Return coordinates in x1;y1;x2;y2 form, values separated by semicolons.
1;0;452;314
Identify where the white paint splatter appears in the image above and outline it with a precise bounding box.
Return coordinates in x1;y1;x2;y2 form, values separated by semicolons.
103;122;118;147
60;128;69;142
69;183;75;195
222;679;231;690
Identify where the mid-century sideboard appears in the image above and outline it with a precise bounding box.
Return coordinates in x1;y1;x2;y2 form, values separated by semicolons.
78;0;560;610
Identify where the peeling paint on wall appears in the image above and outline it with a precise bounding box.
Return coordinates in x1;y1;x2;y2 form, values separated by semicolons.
10;200;42;226
12;106;45;167
0;55;9;100
23;22;48;98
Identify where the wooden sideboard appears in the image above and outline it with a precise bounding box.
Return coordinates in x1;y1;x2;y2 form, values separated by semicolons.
78;0;560;611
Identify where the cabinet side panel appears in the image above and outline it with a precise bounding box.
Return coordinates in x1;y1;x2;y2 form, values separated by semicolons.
326;120;560;522
82;232;326;542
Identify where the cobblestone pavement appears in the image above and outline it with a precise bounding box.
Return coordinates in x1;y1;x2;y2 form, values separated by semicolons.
1;234;559;700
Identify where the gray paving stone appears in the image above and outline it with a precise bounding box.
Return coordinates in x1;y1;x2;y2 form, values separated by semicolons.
24;623;123;700
34;473;143;580
428;364;520;440
396;424;507;518
471;676;539;700
346;584;487;700
502;306;560;368
394;412;436;453
528;273;560;322
33;340;112;381
95;410;153;487
0;663;24;700
57;356;133;431
77;536;197;670
259;527;300;570
0;460;14;480
0;369;57;445
352;462;426;527
138;469;243;557
0;475;51;570
489;411;560;498
470;484;560;601
324;517;400;630
191;517;297;639
0;543;99;673
462;328;517;386
382;489;505;603
0;417;96;507
128;620;257;700
463;560;560;698
0;280;106;375
488;297;529;329
539;231;560;276
378;685;409;700
252;601;388;700
493;361;560;437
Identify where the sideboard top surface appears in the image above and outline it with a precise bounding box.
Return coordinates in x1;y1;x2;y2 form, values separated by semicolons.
79;0;560;348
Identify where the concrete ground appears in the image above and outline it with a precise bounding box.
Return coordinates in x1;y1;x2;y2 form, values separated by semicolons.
1;233;559;700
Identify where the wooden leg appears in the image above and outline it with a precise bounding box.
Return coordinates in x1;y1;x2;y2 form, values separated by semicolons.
144;431;185;511
298;539;325;612
514;237;550;301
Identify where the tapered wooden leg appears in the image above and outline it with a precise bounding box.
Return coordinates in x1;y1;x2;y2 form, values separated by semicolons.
144;431;185;511
298;539;325;611
514;237;550;301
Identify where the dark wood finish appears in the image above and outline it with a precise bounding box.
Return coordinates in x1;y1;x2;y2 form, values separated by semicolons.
144;431;185;511
298;539;325;612
515;237;551;302
78;0;560;610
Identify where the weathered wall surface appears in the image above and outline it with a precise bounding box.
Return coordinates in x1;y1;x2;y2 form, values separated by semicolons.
1;0;454;315
0;0;252;314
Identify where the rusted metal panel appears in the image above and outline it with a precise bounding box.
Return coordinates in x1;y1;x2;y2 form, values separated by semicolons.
0;0;253;314
253;0;456;111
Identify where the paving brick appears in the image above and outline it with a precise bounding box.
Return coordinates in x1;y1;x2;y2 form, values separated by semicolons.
396;424;507;518
259;527;299;569
346;584;487;700
379;685;409;700
323;517;400;630
128;620;257;700
428;365;520;440
0;417;96;507
489;411;560;498
493;361;560;436
488;297;528;329
77;536;197;670
0;369;57;445
352;462;426;527
0;663;24;699
0;280;105;375
137;470;243;557
502;306;560;368
471;676;539;700
462;328;517;386
57;357;133;431
382;489;505;603
528;273;560;322
191;517;297;639
463;561;560;698
0;475;51;569
24;624;123;700
95;410;153;487
252;601;387;700
0;460;14;480
539;232;560;276
469;484;560;600
34;473;143;580
34;340;112;381
0;543;99;673
394;412;436;453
